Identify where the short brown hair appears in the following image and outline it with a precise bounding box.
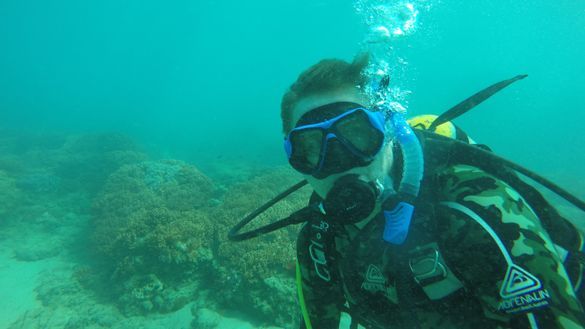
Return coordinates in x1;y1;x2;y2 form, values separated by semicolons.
280;53;370;134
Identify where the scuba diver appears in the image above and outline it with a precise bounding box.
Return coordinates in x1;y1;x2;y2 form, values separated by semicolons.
229;54;585;329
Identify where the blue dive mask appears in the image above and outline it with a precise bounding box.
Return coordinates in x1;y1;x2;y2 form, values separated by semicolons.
284;102;386;179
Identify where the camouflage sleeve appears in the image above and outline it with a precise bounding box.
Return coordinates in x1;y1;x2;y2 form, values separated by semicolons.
436;165;585;328
296;223;344;329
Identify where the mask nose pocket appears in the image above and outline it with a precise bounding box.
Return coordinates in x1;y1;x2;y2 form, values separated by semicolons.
319;137;356;175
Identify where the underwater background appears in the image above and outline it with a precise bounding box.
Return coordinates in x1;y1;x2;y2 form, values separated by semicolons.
0;0;584;328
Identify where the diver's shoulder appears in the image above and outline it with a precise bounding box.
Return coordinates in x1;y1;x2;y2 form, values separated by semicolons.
434;164;510;196
434;163;540;238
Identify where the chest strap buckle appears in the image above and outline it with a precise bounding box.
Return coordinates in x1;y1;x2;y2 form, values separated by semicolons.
408;245;447;286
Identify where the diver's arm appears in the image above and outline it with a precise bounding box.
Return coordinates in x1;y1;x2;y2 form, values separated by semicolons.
437;165;585;328
296;224;344;329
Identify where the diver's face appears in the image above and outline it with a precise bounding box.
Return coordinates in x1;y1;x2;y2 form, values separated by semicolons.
289;88;394;199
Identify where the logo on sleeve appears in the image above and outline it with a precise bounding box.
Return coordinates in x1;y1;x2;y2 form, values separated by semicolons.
497;265;550;313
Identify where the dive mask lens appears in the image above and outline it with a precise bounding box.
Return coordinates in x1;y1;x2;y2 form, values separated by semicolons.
336;110;385;155
287;128;324;174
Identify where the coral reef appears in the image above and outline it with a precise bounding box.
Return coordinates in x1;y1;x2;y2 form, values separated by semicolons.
211;167;310;326
91;159;216;314
0;170;23;223
1;131;145;195
214;167;309;281
16;172;62;194
91;161;309;326
53;133;147;194
0;132;146;226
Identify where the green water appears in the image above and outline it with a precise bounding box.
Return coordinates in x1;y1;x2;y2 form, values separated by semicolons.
1;0;584;328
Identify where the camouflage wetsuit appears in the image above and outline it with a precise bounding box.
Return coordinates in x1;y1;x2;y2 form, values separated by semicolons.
296;164;585;329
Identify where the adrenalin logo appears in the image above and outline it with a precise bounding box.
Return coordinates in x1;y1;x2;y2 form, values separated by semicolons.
361;264;386;292
497;265;550;313
500;265;541;298
361;264;398;303
365;264;386;283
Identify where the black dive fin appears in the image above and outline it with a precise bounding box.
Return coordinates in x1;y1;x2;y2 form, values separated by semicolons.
429;74;528;131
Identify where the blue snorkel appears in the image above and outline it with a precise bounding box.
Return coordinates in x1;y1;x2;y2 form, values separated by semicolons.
380;107;424;245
